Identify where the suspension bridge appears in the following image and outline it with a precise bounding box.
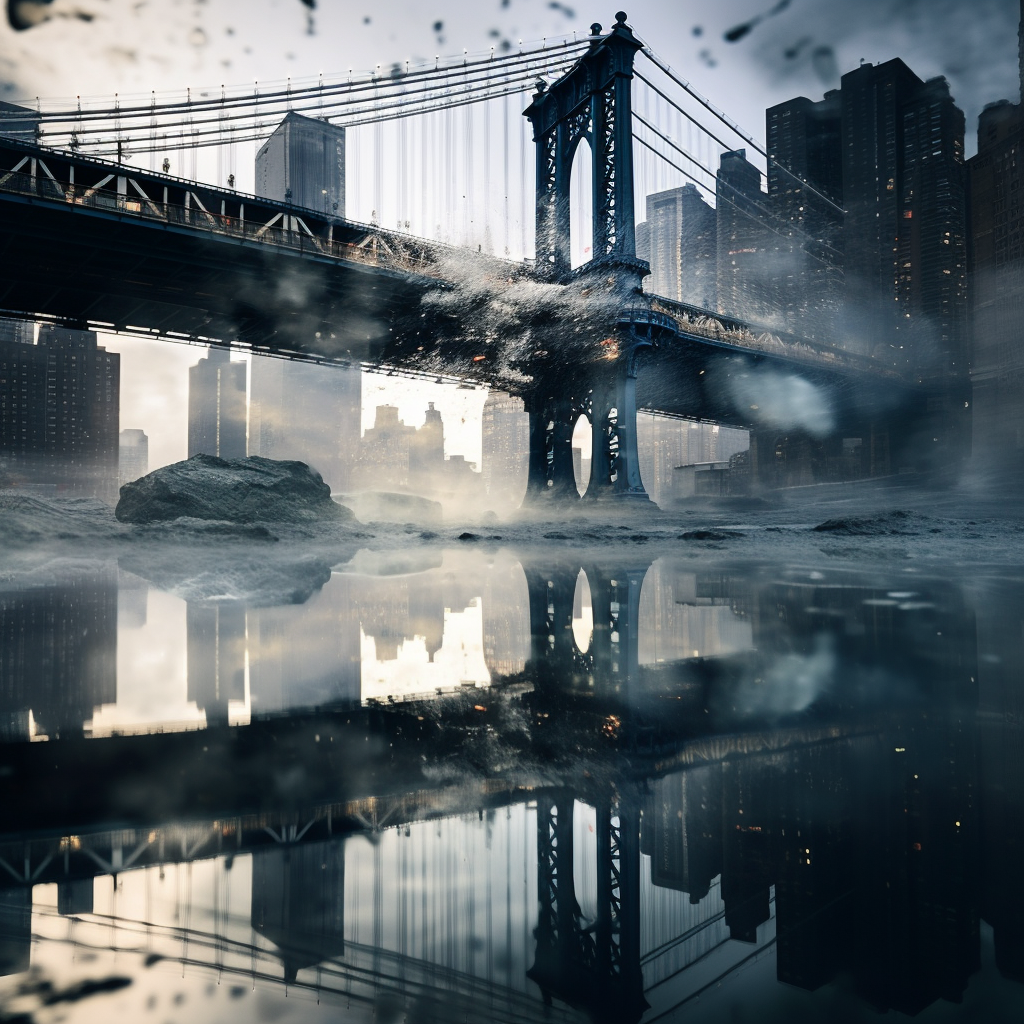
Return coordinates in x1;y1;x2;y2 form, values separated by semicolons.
0;13;934;499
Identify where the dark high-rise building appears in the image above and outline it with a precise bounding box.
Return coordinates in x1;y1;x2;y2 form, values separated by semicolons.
118;428;149;486
646;765;723;904
766;92;843;339
716;149;771;322
481;391;529;509
967;2;1024;468
839;60;967;376
645;185;717;309
187;347;246;460
0;571;118;740
251;839;345;984
0;325;119;501
249;356;361;493
256;111;345;216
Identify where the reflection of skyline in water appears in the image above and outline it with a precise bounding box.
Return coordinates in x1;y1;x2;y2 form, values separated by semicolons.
0;557;1022;1021
4;552;768;736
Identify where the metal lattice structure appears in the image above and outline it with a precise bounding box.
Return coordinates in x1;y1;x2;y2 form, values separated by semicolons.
524;12;644;279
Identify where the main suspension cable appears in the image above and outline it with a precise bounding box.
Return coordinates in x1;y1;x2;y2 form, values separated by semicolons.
635;54;846;217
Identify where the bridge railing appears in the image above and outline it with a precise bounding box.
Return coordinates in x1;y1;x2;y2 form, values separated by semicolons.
0;163;461;282
649;296;906;380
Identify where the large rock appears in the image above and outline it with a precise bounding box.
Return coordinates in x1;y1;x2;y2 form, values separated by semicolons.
115;454;353;525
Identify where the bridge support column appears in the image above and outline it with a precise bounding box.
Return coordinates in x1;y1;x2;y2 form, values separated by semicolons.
595;798;646;1021
523;390;582;504
584;336;652;503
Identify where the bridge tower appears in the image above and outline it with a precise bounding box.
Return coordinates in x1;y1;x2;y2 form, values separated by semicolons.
523;14;674;504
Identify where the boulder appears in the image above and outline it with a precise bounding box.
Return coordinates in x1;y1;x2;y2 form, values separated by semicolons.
115;454;353;525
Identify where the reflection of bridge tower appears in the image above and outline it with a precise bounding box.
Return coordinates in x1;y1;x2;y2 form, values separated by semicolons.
522;15;675;504
583;563;648;701
523;563;586;691
529;791;647;1023
522;560;650;706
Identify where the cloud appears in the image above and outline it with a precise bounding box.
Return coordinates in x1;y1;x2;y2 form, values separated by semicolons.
745;0;1018;130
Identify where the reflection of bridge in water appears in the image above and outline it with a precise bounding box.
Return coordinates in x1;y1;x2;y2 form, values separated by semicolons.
1;557;1014;1021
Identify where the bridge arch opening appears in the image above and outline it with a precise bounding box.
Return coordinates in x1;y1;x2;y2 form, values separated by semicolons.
569;137;594;271
572;569;593;654
572;414;592;496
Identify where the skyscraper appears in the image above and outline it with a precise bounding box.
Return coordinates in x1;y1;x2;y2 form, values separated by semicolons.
188;347;246;459
186;602;246;727
1;324;119;500
249;357;361;492
716;149;771;322
481;391;529;509
354;403;455;496
251;113;362;482
839;60;967;375
635;219;651;264
251;839;346;985
967;2;1024;467
0;570;118;740
256;111;345;216
765;92;843;339
0;101;39;143
118;428;149;486
645;184;717;309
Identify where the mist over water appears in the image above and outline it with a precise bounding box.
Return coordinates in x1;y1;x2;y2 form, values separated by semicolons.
726;368;835;435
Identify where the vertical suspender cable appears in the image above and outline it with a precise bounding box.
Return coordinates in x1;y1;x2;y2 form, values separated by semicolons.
463;103;473;247
519;89;528;259
399;116;408;230
483;97;491;251
503;90;510;257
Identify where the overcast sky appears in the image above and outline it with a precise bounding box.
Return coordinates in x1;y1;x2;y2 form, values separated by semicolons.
4;1;1018;471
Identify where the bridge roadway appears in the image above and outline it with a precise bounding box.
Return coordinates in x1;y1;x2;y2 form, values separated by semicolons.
0;136;920;435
